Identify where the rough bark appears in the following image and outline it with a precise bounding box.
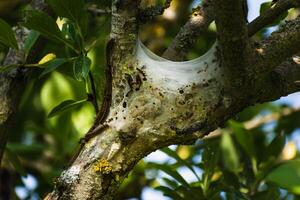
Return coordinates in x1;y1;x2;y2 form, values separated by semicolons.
45;1;300;199
0;0;51;164
162;0;214;61
0;0;299;199
248;0;300;36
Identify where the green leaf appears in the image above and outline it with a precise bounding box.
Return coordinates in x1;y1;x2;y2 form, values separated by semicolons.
62;21;83;50
155;186;185;200
47;0;88;36
162;177;179;189
21;10;70;46
160;147;201;181
73;56;91;81
0;18;18;49
7;143;46;154
5;147;26;176
251;186;280;200
229;120;255;158
148;163;190;188
24;30;40;57
265;131;285;159
202;140;220;172
267;160;300;194
221;132;240;174
0;64;20;72
48;99;87;118
39;58;69;77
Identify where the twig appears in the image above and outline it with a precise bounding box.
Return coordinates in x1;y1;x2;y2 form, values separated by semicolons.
204;107;299;140
88;72;99;113
248;0;300;36
257;16;300;74
162;0;214;61
87;6;111;17
138;0;172;22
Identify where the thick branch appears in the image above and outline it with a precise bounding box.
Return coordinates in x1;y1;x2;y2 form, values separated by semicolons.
254;55;300;103
0;0;51;165
257;16;300;74
248;0;300;36
213;0;252;101
162;0;214;61
214;0;249;69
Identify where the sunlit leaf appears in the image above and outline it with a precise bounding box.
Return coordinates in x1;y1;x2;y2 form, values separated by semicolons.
38;53;57;65
0;18;18;49
48;99;87;118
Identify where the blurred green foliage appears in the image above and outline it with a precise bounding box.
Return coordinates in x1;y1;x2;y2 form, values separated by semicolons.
0;0;299;199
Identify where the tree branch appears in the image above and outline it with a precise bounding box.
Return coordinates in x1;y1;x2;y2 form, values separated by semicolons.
248;0;300;36
162;0;214;61
254;55;300;104
138;0;172;22
205;106;299;140
214;0;249;69
162;0;299;60
213;0;252;100
0;0;51;165
256;16;300;74
87;6;111;17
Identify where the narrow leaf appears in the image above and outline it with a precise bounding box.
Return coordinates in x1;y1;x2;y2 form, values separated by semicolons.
148;163;190;188
266;131;285;159
39;58;69;77
0;18;18;49
5;147;26;176
48;99;86;118
24;31;40;57
0;64;20;72
160;147;201;181
221;131;240;174
229;120;255;158
155;186;185;200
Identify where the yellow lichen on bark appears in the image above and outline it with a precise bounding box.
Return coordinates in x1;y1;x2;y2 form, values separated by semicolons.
93;159;113;174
